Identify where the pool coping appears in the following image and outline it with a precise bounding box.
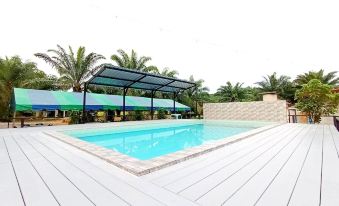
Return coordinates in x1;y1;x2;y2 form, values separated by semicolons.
44;121;280;176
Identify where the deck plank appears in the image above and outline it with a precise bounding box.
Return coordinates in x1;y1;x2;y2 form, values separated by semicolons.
144;124;288;182
149;124;289;186
177;125;302;203
14;134;123;206
321;125;339;206
31;133;188;206
329;126;339;158
223;125;314;206
1;123;338;206
254;125;318;206
195;124;305;205
287;125;324;206
164;125;295;193
0;136;25;206
3;135;60;206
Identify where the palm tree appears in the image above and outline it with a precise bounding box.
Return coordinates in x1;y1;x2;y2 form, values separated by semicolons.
35;45;105;92
256;72;296;102
111;49;158;73
256;72;290;92
180;75;209;116
0;56;41;117
159;67;179;78
216;82;246;102
294;69;339;86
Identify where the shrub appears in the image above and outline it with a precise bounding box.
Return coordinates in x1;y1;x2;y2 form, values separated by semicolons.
134;110;144;120
295;79;339;123
157;109;166;119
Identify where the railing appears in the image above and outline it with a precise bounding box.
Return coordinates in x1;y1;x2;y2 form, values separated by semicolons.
288;114;339;131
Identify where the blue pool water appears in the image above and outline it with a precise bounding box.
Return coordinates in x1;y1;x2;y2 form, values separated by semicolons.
65;122;257;160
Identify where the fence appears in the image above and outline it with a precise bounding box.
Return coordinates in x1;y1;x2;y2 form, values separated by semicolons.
203;101;287;123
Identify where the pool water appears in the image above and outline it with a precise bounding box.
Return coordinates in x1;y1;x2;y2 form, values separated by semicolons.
65;122;256;160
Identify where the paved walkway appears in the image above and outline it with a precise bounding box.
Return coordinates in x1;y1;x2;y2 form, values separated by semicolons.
1;123;338;206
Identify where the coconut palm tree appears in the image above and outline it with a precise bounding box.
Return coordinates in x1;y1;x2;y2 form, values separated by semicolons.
159;67;179;78
216;82;246;102
110;49;158;73
256;72;290;92
35;45;105;92
256;72;296;102
294;69;339;86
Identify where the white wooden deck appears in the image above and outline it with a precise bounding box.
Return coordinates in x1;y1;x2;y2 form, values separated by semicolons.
0;123;338;206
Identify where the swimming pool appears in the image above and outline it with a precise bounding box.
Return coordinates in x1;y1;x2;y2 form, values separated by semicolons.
64;121;260;160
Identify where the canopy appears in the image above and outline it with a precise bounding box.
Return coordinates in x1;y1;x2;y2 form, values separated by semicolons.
88;64;196;93
12;88;190;112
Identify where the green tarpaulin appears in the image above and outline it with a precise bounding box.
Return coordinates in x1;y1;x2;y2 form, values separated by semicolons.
12;88;190;112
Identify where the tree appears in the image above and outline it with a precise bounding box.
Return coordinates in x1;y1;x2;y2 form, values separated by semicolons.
110;49;158;73
35;45;105;92
180;75;210;116
295;69;339;87
295;79;339;123
0;56;46;118
256;72;296;102
216;82;246;102
158;67;179;78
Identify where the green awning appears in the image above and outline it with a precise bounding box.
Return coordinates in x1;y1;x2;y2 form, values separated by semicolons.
12;88;191;112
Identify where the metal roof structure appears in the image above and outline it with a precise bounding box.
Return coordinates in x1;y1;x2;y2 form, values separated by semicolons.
83;64;197;122
87;64;196;93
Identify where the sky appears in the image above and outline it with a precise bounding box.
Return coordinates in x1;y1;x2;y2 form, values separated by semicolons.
1;0;339;93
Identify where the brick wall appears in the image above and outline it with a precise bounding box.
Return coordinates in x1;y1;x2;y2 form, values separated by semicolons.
203;100;287;123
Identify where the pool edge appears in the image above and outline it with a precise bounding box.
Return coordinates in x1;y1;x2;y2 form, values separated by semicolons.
43;123;281;176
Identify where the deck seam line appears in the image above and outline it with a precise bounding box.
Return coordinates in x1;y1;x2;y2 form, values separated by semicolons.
28;134;133;206
220;126;307;205
2;136;26;206
319;126;324;206
253;125;315;206
287;125;319;206
177;125;298;194
150;124;287;182
160;125;289;188
33;133;175;206
20;135;97;206
194;125;302;201
11;135;61;206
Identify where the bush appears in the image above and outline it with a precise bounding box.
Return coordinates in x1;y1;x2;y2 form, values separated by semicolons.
157;109;166;119
134;110;144;120
69;111;80;124
295;79;339;123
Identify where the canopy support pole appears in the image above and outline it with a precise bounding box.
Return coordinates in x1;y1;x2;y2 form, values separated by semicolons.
173;92;176;114
123;88;128;121
82;83;87;123
151;90;155;120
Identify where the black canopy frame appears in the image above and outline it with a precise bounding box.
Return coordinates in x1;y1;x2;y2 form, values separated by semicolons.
83;64;196;122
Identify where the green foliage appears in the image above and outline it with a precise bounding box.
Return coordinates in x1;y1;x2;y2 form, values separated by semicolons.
255;72;296;103
295;69;339;87
111;49;157;73
216;82;246;102
157;109;166;119
295;79;339;123
134;110;144;120
35;45;105;92
69;111;81;124
0;56;48;118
